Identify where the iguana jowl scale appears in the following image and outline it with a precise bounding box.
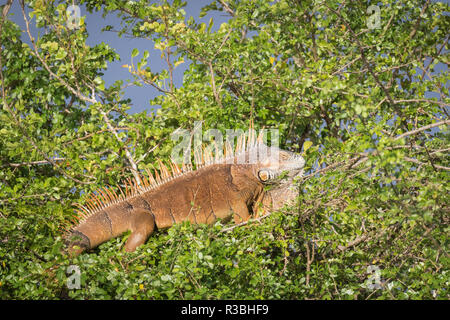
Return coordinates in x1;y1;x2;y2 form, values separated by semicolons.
64;129;305;255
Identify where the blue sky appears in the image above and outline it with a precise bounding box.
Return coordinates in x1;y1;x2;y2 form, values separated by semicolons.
8;0;230;114
7;1;448;116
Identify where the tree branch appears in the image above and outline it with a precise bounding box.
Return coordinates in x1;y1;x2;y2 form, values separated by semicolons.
394;120;449;141
208;61;223;108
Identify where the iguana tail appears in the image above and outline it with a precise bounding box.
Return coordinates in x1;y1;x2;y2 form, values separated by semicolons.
63;193;156;256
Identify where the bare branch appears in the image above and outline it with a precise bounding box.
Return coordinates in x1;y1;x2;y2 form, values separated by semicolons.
394;120;450;141
208;62;223;108
19;0;96;104
220;212;273;233
403;156;450;171
99;107;143;186
217;0;235;16
18;1;144;185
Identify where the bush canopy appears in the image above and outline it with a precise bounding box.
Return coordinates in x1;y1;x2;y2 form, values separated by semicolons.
0;0;448;299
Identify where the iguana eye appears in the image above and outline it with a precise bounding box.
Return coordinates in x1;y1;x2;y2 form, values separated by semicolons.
258;169;271;182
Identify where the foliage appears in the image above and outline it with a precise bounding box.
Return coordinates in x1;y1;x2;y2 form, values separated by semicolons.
0;0;448;299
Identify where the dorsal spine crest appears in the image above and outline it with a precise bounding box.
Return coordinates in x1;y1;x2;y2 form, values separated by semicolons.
65;125;269;235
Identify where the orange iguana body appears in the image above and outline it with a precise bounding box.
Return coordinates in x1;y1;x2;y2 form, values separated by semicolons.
64;130;305;255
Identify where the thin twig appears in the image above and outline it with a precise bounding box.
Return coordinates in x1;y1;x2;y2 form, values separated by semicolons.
220;212;273;233
394;120;449;141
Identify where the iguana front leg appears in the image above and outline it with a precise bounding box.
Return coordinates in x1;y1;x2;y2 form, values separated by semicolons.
124;208;156;252
231;201;251;224
252;190;271;218
253;181;300;218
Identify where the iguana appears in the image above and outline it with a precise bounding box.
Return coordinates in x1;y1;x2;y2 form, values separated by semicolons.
63;129;305;256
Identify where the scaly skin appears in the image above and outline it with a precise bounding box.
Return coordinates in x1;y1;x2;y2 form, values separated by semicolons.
254;173;301;216
65;138;305;256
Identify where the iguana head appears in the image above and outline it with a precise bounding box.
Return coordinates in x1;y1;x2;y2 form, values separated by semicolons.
256;146;304;184
242;144;305;185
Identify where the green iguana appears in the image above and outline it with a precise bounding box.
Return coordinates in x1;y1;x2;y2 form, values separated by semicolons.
64;129;305;256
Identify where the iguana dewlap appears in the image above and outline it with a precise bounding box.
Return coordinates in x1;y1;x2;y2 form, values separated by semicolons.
64;131;305;256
